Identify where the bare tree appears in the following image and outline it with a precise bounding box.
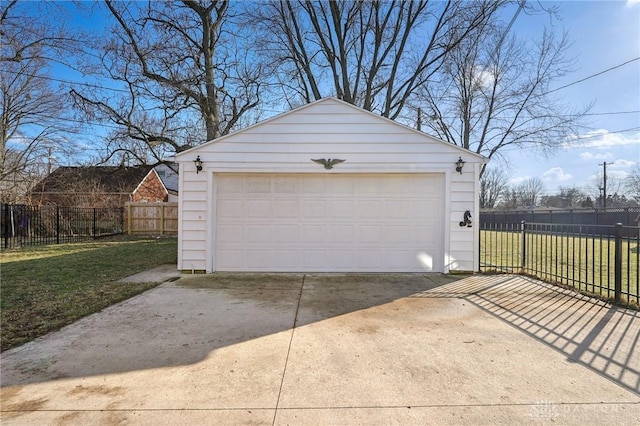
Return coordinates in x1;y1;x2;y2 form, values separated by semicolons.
0;1;81;203
420;8;589;175
498;187;519;210
515;177;545;207
540;186;586;208
480;167;509;209
625;166;640;204
72;0;264;165
585;173;627;208
252;0;503;118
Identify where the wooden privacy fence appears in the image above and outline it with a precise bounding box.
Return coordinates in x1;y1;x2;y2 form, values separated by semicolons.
126;202;178;235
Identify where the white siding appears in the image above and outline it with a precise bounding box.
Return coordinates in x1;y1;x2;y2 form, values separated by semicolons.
177;167;208;271
176;97;484;273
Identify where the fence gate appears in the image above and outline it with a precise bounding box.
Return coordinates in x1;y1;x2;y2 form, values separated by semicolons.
125;202;178;235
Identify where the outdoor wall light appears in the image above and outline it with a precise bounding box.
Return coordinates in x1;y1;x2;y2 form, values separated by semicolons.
455;157;465;174
194;155;203;174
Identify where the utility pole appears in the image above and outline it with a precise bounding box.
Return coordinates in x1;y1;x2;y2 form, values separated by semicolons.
47;147;55;175
416;108;422;131
599;161;613;209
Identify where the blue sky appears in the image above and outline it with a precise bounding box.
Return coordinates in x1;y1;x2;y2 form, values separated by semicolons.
40;1;640;196
494;0;640;196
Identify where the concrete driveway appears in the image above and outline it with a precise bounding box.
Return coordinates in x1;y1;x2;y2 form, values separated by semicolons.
1;272;639;425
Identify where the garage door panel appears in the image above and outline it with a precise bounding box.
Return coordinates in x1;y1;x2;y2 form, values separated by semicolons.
217;178;243;194
301;200;326;218
356;200;383;218
246;249;271;268
218;225;244;243
302;177;326;193
215;174;444;272
217;249;243;269
356;250;384;269
247;200;270;218
384;226;413;243
274;225;299;243
356;225;381;243
329;178;355;195
329;200;355;218
246;225;271;243
274;177;299;193
327;251;355;269
247;177;270;193
329;225;354;243
385;200;412;218
218;199;243;218
302;225;326;243
386;250;413;268
381;178;413;194
303;250;327;269
273;199;299;217
273;250;300;268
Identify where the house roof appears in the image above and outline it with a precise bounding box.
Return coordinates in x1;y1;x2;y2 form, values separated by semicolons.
154;163;179;193
32;165;155;194
176;97;486;162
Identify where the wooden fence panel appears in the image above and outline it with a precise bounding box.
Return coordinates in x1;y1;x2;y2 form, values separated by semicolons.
126;202;178;235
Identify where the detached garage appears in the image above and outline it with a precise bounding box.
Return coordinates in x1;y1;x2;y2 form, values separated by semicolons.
175;97;485;273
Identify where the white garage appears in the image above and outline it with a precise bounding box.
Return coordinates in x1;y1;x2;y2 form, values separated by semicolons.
176;97;485;273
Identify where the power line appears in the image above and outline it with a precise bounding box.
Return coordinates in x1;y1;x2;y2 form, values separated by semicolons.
566;127;640;141
1;68;132;94
584;110;640;116
404;110;640;123
543;57;640;96
21;112;128;131
493;127;640;152
495;1;525;51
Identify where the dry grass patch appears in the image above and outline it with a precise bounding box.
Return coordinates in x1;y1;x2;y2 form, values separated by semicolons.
1;237;177;351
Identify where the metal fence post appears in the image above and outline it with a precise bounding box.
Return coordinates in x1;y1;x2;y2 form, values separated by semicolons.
3;203;8;249
521;220;527;273
93;208;97;239
56;205;60;245
614;223;623;303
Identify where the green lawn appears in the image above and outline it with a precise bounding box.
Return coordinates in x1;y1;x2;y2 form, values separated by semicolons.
0;237;177;351
480;230;639;306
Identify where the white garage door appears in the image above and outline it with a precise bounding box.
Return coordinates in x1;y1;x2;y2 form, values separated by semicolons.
214;174;444;272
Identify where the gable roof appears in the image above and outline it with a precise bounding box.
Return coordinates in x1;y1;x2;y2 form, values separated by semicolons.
176;97;485;161
33;166;154;194
154;163;179;193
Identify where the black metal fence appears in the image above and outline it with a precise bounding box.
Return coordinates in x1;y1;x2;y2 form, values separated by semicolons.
1;204;124;250
480;221;640;305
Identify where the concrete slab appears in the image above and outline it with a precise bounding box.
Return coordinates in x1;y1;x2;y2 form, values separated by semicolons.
1;273;639;425
275;404;640;426
117;263;181;283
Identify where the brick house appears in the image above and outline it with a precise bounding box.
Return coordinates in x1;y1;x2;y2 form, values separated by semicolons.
133;164;179;202
31;164;178;207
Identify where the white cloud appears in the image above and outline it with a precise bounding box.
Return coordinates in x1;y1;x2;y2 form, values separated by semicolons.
579;151;613;160
473;67;494;89
608;170;631;180
542;167;573;182
589;170;631;181
627;0;640;7
509;175;531;186
564;129;640;149
610;159;637;169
